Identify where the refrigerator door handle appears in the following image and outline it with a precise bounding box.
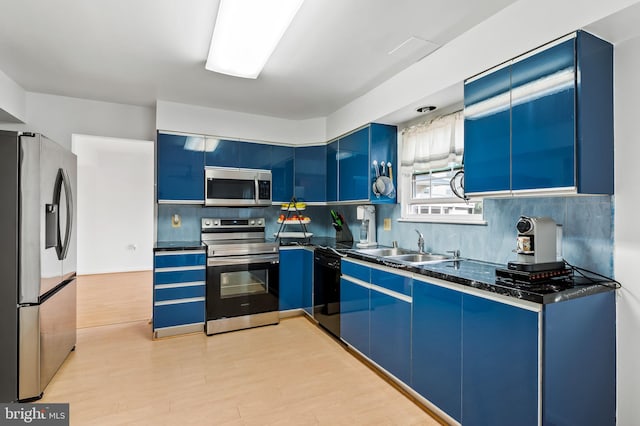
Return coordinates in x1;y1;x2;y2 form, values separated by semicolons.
53;168;73;261
44;204;58;249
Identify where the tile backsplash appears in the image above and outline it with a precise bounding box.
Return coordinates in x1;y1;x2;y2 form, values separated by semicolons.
157;195;614;277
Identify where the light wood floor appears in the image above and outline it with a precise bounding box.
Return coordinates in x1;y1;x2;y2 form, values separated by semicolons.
42;272;443;425
76;271;152;328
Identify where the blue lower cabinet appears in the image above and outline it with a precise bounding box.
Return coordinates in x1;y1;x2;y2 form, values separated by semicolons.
462;294;539;426
302;249;313;315
543;291;616;426
369;285;411;384
412;280;462;422
153;250;206;337
154;284;205;302
340;277;370;356
153;300;205;329
279;249;304;310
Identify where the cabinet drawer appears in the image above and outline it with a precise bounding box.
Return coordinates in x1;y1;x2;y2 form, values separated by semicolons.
153;299;205;329
341;260;370;283
154;252;205;268
154;268;206;285
155;283;205;301
370;268;412;297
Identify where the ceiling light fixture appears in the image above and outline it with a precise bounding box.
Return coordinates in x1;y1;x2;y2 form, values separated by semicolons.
205;0;304;79
416;105;437;113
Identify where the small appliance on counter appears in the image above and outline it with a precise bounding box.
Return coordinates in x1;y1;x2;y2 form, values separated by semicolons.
356;205;376;248
496;216;571;286
330;210;353;245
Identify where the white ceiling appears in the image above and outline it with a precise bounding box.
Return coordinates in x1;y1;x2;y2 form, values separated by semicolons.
0;0;517;121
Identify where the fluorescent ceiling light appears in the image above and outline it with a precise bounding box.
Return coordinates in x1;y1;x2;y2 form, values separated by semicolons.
206;0;304;79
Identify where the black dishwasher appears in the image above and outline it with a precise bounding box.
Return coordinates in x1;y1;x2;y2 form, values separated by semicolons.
313;247;342;338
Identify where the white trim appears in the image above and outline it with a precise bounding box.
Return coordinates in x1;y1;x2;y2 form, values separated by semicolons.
370;283;412;304
155;265;206;272
398;217;487;225
154;296;205;306
341;275;371;290
365;261;414;279
153;322;204;338
155;250;205;256
155;281;205;290
157;199;205;205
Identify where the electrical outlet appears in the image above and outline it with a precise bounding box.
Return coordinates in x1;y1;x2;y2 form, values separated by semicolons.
171;214;181;228
383;218;391;231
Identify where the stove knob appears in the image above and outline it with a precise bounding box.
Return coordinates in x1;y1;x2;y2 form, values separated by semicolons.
213;220;219;226
257;219;263;225
250;220;256;225
204;220;211;226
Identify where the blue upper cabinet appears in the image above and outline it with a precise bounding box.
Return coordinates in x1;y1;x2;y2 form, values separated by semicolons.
369;123;398;204
338;127;369;202
271;145;294;202
464;65;511;194
238;141;272;170
294;145;326;202
204;139;239;167
511;39;576;191
463;31;613;196
156;132;205;203
326;140;338;202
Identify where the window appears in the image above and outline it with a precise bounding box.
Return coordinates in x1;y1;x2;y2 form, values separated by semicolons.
400;111;484;223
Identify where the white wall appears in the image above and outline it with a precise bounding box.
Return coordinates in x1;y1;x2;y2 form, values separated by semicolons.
1;92;155;149
156;100;326;145
0;69;26;122
72;135;154;275
614;35;640;425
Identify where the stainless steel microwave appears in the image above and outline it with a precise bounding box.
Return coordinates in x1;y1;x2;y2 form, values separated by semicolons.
204;167;272;206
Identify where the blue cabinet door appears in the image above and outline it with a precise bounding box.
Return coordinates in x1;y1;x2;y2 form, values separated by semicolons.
338;128;369;201
340;276;370;356
412;280;462;422
238;141;272;169
326;140;338;202
302;249;313;315
464;66;511;194
295;145;327;202
543;291;616;426
369;123;398;203
271;145;294;202
157;133;205;202
204;139;240;167
462;294;538;426
370;287;411;384
279;249;304;310
511;39;576;191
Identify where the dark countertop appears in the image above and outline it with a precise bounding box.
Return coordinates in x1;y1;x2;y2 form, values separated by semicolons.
344;250;616;305
154;241;206;252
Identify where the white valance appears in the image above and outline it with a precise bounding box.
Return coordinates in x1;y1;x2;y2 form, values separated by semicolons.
401;111;464;172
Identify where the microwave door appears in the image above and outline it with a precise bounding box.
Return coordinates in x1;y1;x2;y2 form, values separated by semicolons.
205;177;257;206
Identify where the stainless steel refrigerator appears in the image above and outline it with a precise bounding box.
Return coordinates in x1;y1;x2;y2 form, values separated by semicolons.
0;131;77;402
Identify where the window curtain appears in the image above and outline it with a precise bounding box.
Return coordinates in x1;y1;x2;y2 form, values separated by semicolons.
401;111;464;173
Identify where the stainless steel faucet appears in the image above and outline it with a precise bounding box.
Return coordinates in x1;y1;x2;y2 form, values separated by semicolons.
446;249;461;259
415;229;425;253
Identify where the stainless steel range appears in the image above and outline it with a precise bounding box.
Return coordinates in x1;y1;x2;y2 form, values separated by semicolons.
201;218;279;335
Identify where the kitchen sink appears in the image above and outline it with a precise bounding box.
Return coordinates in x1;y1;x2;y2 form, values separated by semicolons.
385;253;453;264
354;247;413;257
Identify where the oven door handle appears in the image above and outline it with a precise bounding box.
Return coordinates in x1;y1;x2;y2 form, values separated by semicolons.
207;254;279;267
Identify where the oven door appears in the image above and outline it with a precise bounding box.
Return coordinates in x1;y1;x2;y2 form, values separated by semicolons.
206;254;279;320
